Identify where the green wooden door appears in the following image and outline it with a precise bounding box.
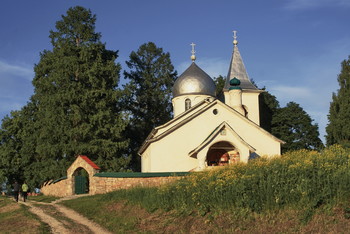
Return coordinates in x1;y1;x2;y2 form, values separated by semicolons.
75;176;87;194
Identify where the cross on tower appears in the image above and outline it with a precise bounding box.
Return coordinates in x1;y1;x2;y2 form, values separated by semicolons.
190;42;196;61
233;30;238;46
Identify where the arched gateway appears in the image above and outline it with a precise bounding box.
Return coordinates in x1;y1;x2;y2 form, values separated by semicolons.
67;155;100;195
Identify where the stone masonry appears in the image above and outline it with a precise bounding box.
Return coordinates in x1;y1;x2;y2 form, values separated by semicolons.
41;155;185;197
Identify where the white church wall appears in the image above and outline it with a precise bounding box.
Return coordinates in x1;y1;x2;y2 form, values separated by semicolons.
241;92;260;125
141;101;281;172
210;103;281;157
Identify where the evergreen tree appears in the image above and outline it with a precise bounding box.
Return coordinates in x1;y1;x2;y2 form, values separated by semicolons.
30;6;130;179
326;56;350;147
271;102;323;152
213;75;225;99
123;42;177;171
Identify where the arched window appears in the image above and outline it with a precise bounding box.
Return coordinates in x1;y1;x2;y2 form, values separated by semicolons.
185;98;191;111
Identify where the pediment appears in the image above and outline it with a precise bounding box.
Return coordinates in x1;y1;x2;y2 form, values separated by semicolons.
188;121;255;158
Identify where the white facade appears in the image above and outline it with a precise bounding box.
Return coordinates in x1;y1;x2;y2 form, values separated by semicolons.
139;37;283;172
139;99;282;172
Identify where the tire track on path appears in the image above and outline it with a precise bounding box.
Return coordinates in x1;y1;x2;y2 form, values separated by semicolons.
21;195;112;234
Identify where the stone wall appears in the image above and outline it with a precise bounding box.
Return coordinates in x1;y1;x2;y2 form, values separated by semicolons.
40;155;188;197
41;178;73;197
41;175;183;197
90;176;182;195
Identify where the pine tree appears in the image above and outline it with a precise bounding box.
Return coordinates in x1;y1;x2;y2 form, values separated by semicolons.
271;102;323;152
31;6;130;177
123;42;177;171
326;56;350;147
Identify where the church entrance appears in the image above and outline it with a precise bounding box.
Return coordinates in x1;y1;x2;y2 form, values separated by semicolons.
206;141;238;166
73;167;89;194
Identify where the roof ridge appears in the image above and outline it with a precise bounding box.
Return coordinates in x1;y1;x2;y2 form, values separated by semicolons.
78;155;100;170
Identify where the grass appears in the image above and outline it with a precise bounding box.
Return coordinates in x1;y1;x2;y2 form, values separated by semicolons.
61;195;140;232
0;196;50;233
60;145;350;232
29;194;60;203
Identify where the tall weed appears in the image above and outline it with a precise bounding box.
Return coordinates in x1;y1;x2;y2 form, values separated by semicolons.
107;145;350;215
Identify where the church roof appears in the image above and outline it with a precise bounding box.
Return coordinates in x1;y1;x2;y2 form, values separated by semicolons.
224;32;259;91
172;62;216;98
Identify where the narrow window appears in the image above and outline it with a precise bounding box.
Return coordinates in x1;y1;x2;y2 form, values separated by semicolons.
185;98;191;111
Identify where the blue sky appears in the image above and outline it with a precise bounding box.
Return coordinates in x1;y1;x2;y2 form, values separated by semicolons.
1;0;350;143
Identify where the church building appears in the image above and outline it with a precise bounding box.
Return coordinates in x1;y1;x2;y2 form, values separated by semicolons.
138;32;284;172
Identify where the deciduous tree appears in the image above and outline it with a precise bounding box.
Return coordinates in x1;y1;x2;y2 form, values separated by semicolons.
272;102;323;152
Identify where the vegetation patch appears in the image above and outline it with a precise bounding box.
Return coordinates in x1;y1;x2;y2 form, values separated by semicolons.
0;197;50;233
60;145;350;232
29;195;60;203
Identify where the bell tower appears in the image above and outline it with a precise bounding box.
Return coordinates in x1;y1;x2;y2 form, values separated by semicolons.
223;31;263;125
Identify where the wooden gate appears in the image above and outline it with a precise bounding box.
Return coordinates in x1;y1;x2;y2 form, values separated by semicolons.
75;175;88;194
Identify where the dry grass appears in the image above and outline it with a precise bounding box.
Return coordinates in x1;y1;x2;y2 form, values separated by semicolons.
66;199;350;233
0;196;49;233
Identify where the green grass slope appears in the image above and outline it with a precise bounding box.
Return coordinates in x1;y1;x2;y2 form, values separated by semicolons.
62;145;350;233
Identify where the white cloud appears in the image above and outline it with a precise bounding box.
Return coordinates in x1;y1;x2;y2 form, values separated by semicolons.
270;85;311;100
284;0;350;10
0;60;34;80
0;60;34;119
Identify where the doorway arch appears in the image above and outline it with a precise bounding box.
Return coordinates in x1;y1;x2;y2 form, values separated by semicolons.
206;141;239;166
73;167;89;194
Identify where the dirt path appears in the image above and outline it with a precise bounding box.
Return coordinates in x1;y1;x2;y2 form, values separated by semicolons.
21;195;112;234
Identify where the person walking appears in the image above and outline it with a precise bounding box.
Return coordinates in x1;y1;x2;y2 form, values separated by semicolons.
21;182;29;202
13;181;20;202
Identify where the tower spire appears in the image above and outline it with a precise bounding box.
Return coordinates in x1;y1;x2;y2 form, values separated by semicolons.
190;42;196;62
223;30;258;91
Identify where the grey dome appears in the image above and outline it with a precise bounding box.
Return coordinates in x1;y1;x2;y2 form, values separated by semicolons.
173;62;216;97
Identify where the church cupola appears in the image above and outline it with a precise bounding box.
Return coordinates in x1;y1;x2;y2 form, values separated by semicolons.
223;31;263;125
172;43;216;117
227;77;245;116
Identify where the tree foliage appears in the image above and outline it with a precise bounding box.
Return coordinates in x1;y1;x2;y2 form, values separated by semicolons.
272;102;323;152
326;56;350;147
213;75;226;99
0;6;130;187
208;75;323;152
0;102;40;189
259;88;280;133
123;42;177;171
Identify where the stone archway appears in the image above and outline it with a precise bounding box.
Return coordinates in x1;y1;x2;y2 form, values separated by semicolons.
206;141;239;167
73;167;89;194
66;155;100;195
